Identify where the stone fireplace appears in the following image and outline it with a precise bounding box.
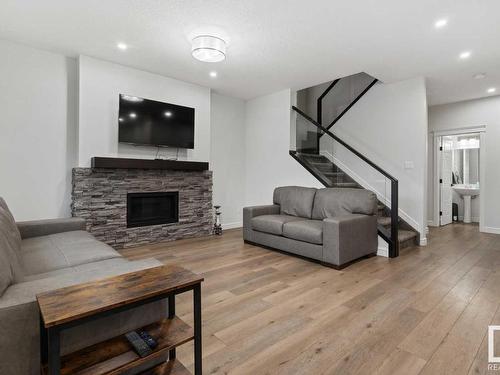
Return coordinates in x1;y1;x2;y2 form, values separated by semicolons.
72;164;212;249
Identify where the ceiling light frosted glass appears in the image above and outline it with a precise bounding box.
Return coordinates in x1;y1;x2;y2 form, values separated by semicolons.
434;19;448;28
192;35;226;63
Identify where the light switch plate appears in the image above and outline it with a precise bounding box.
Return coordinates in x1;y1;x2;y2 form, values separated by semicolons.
404;161;414;169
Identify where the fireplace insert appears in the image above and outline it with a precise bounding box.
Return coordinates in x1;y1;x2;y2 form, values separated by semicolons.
127;192;179;228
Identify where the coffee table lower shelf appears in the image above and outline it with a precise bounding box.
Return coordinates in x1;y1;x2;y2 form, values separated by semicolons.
141;359;191;375
41;316;193;375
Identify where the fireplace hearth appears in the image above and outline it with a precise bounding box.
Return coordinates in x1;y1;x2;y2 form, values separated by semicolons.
127;192;179;228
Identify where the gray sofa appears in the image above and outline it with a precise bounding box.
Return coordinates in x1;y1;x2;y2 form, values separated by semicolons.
0;197;165;375
243;186;378;268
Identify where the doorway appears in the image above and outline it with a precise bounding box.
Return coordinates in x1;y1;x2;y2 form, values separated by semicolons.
433;128;485;229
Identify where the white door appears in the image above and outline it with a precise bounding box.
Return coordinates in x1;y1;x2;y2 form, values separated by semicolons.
440;137;453;226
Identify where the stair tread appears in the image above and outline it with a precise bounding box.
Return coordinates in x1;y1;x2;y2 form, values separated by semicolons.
398;229;418;242
377;216;392;226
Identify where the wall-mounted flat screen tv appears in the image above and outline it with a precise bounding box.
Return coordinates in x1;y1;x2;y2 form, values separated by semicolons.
118;94;195;149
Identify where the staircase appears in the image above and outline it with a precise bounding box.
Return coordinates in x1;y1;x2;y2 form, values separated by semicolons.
290;152;418;251
291;73;419;256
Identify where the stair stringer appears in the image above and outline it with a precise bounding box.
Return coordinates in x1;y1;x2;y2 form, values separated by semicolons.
319;149;424;243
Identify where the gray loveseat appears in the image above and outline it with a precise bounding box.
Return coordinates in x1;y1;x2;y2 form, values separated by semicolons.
243;186;378;268
0;197;165;375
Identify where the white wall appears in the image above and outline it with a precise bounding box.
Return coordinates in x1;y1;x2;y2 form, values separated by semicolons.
78;55;211;167
210;93;246;228
0;40;77;220
319;77;428;240
244;89;322;206
428;95;500;233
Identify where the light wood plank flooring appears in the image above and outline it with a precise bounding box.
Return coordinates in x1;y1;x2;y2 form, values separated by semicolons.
119;223;500;374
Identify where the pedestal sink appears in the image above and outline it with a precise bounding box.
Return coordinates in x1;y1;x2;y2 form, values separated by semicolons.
452;184;479;223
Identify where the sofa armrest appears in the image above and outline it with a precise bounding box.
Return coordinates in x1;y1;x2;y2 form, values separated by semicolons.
17;217;86;239
243;205;280;241
323;214;378;266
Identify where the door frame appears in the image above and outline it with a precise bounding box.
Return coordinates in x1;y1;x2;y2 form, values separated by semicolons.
431;126;486;230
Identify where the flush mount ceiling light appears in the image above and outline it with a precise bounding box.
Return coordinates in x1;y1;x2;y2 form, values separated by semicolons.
117;42;128;51
191;35;226;63
459;51;471;59
487;87;497;94
209;71;217;78
434;18;448;29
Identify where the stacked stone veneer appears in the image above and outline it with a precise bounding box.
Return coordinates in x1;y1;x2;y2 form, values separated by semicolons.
72;168;213;249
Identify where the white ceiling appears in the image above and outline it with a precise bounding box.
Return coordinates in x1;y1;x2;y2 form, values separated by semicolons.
1;0;500;104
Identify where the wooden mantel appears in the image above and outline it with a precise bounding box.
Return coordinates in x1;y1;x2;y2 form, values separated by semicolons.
91;157;209;171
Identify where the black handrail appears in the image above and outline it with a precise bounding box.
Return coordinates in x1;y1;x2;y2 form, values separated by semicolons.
317;79;340;124
292;105;399;257
318;78;378;135
292;106;396;182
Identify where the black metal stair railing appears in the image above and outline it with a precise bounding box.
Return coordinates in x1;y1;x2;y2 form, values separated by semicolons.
318;78;378;134
291;105;399;258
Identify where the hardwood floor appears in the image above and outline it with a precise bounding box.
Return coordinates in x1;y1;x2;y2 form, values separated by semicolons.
119;223;500;375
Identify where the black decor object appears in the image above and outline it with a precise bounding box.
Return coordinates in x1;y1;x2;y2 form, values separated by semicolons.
213;205;222;235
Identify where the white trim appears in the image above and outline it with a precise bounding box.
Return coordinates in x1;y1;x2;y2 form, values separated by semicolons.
377;246;388;257
222;222;242;230
482;226;500;235
479;131;486;232
427;219;437;227
432;126;486;230
321;150;422;234
458;216;480;223
419;237;428;246
430;125;486;137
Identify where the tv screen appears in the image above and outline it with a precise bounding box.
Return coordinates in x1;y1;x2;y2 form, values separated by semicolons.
118;94;195;149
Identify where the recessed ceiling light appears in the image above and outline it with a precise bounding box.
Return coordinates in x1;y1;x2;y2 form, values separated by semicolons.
192;35;226;63
209;71;217;78
487;88;497;94
473;73;486;79
118;117;124;122
164;111;172;117
434;18;448;29
117;42;128;51
459;51;471;59
129;112;136;118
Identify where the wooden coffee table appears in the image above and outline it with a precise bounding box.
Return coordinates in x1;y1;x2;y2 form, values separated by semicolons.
37;264;203;375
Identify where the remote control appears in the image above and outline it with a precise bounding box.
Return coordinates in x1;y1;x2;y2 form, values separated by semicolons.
125;331;153;357
138;330;158;349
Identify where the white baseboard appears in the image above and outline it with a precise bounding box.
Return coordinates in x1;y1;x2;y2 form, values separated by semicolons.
320;150;422;234
419;237;428;246
377;247;388;257
222;222;242;230
458;216;480;223
481;226;500;235
427;220;437;227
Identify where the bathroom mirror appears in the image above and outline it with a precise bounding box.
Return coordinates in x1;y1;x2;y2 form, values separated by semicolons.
452;148;479;185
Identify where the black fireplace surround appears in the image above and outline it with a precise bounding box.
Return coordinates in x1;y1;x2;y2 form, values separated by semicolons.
127;192;179;228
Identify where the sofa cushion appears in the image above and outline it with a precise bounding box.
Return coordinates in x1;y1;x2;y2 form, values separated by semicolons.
311;188;378;220
20;231;121;276
251;215;303;236
0;206;24;282
283;220;323;245
22;258;131;282
273;186;317;218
